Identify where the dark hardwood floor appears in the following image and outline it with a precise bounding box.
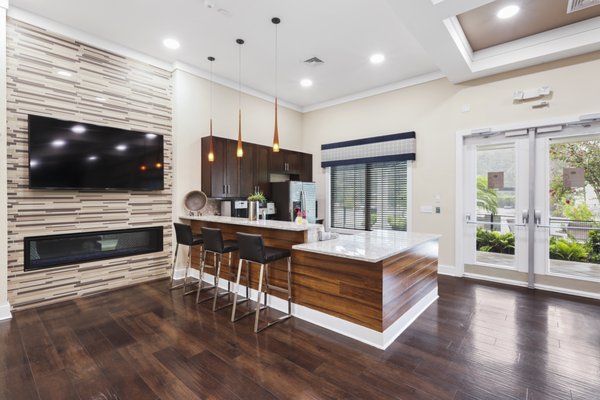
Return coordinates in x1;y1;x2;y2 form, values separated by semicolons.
1;275;599;400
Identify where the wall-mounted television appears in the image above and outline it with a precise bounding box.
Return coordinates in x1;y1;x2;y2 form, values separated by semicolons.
28;115;164;191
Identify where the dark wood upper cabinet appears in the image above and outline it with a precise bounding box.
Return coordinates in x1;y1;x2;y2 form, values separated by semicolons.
300;153;313;182
239;143;255;198
224;139;240;198
255;146;271;198
201;136;312;199
285;151;301;172
201;136;240;198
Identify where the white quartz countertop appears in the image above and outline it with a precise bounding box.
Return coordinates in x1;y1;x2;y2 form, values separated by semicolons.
292;230;441;263
179;215;324;232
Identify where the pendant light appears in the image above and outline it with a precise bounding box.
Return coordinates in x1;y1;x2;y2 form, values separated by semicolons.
236;38;244;158
272;17;281;152
207;56;216;162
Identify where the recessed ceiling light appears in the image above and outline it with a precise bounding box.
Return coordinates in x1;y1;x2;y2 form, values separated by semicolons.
370;53;385;64
116;144;127;151
57;70;72;77
71;125;86;134
145;133;157;139
162;38;180;50
497;5;520;19
300;79;313;87
87;155;98;161
51;139;66;147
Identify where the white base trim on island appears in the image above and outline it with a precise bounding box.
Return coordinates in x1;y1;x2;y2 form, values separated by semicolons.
176;268;438;350
0;302;12;321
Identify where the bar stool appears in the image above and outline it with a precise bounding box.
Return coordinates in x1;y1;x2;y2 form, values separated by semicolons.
231;232;292;333
171;223;203;295
198;227;245;312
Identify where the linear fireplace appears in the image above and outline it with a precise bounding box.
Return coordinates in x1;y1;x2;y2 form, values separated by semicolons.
24;227;163;271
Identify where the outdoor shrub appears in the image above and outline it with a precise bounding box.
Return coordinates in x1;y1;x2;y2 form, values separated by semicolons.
549;237;589;262
387;216;407;231
476;228;515;254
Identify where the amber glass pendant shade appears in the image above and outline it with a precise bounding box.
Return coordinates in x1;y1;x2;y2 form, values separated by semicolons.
208;119;215;162
272;17;281;153
207;56;216;162
236;109;243;158
273;97;280;152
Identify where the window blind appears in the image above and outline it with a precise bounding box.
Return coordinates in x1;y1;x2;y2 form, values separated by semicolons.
331;161;408;231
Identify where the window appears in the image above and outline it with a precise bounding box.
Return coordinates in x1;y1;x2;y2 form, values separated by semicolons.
331;161;408;231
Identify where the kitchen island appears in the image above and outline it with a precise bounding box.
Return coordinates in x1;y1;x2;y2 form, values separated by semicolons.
180;215;439;349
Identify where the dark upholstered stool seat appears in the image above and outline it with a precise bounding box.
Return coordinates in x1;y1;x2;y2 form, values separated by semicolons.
221;240;240;254
264;247;291;263
232;232;293;333
170;223;204;295
197;227;242;312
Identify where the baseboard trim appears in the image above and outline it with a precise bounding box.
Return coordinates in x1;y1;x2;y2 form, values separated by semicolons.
193;270;436;350
463;272;529;288
0;302;12;321
438;264;459;277
535;283;600;301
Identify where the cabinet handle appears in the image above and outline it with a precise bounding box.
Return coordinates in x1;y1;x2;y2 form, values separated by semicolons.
223;184;226;194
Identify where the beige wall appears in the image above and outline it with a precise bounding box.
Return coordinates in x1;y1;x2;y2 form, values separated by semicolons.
302;52;600;267
172;69;304;218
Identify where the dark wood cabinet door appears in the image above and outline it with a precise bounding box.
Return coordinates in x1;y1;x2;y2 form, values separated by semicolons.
269;150;285;173
225;139;240;197
300;153;313;182
285;151;302;172
239;143;256;198
255;145;270;198
210;137;227;197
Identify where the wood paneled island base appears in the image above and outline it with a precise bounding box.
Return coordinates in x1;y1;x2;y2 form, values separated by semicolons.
181;216;439;349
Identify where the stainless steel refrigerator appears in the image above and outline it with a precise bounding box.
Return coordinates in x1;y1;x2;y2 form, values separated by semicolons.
270;181;317;224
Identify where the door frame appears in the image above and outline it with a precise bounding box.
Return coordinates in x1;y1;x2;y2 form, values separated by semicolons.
455;112;600;287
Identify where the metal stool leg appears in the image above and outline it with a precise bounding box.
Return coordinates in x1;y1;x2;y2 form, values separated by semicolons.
231;259;244;322
212;254;222;311
287;256;292;314
254;257;293;333
254;264;265;333
169;243;181;290
182;245;192;295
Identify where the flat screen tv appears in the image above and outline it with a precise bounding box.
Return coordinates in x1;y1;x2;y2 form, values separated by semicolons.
28;115;164;191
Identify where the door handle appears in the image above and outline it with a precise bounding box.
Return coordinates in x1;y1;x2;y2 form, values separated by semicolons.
522;209;529;224
534;210;542;225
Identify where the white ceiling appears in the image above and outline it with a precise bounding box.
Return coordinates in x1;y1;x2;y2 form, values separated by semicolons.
8;0;440;110
386;0;600;83
9;0;600;111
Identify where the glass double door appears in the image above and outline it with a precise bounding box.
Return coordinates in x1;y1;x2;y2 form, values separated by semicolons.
463;123;600;294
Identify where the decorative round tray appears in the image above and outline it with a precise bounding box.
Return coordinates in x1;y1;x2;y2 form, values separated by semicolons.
183;190;208;214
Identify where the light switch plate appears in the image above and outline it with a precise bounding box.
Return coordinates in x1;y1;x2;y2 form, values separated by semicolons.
420;205;433;214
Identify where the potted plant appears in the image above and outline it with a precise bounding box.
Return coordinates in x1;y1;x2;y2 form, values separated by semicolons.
247;191;266;221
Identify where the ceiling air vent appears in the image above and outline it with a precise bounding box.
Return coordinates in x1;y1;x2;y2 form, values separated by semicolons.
567;0;600;13
304;57;324;66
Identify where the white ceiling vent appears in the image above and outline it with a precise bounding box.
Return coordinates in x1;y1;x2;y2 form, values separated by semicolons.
304;57;324;66
567;0;600;13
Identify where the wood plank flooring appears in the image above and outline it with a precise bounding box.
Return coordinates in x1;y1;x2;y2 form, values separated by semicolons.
1;276;599;400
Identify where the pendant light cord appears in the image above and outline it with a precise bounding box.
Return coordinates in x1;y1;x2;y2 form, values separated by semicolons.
238;42;242;110
275;22;278;98
209;60;213;120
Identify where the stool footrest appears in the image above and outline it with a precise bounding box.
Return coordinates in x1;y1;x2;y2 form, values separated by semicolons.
233;305;267;322
255;314;292;333
214;297;248;312
264;285;289;294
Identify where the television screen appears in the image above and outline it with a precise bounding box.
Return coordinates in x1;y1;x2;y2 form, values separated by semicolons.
28;115;164;191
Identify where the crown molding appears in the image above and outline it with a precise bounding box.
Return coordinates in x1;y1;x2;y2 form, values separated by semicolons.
173;62;303;113
302;71;446;113
7;7;173;71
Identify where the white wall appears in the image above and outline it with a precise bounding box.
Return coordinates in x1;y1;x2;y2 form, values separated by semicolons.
302;52;600;268
171;68;304;218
